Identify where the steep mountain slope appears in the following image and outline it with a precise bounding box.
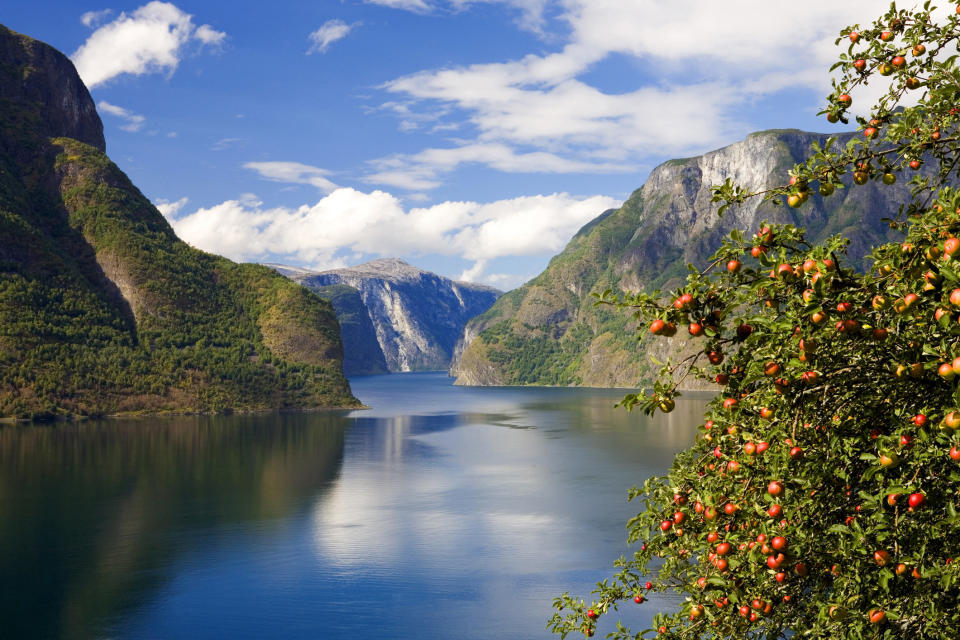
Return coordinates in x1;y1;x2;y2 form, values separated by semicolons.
453;129;921;388
306;283;390;376
273;259;501;372
0;25;358;418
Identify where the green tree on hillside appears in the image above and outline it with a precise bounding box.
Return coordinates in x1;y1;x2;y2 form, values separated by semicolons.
550;3;960;638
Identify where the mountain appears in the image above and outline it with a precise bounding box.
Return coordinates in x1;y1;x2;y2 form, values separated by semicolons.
271;259;501;372
304;283;390;376
0;25;359;419
452;129;922;389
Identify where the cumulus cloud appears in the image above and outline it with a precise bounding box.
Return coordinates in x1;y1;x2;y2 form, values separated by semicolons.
307;19;357;54
154;196;189;217
366;142;632;191
374;0;921;183
71;2;226;88
97;100;146;132
366;0;432;12
244;161;339;193
80;9;113;28
162;188;618;284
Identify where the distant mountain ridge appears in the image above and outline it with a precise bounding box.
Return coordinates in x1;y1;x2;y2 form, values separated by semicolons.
452;128;929;389
0;24;358;418
271;259;501;373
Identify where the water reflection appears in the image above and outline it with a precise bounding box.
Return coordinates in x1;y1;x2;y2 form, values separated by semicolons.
0;413;348;640
0;374;707;639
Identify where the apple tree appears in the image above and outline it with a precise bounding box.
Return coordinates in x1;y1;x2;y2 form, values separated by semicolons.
548;3;960;638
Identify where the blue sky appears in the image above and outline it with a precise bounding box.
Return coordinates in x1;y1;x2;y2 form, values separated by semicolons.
4;1;890;289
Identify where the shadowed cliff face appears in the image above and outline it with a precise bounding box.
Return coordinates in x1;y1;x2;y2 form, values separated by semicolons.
0;25;104;152
452;129;931;389
272;259;501;372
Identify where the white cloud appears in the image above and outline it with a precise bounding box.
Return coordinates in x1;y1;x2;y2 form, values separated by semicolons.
194;24;226;46
374;0;917;182
368;0;548;32
210;137;242;151
154;196;189;217
81;9;113;28
366;142;632;191
307;19;357;54
162;188;618;285
97;100;146;132
71;2;226;88
244;161;339;193
366;0;432;12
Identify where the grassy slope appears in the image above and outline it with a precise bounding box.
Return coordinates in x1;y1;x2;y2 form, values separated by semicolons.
0;39;358;417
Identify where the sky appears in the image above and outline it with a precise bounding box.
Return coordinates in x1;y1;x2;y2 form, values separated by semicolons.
3;1;898;290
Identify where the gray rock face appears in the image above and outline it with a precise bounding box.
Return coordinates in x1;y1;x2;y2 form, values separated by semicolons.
453;128;933;388
272;259;501;372
0;24;105;151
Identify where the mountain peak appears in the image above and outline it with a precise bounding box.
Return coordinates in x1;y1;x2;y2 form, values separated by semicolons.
0;24;105;151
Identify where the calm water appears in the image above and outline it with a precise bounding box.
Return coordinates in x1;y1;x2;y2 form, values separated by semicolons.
0;373;706;639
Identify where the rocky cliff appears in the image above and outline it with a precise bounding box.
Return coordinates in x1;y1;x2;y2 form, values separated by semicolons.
0;25;358;418
274;259;501;372
453;129;925;388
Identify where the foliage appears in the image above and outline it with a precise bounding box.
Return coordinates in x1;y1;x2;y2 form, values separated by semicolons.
0;98;358;418
549;3;960;638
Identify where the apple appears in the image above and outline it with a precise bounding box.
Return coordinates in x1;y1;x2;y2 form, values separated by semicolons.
837;93;852;107
874;549;892;566
756;441;770;454
914;413;928;427
768;481;784;497
944;411;960;429
891;55;906;68
828;605;848;621
727;259;742;273
587;609;598;619
760;407;774;419
853;170;869;184
939;363;956;380
708;350;724;364
880;30;893;41
767;553;786;570
819;182;835;196
634;594;644;604
869;609;887;624
771;536;788;550
853;58;866;71
849;31;860;42
864;127;878;139
913;43;926;55
767;504;782;518
882;172;896;184
908;492;926;508
723;398;738;410
660;519;673;531
716;542;732;556
789;446;803;459
879;451;899;467
737;323;754;340
900;434;913;447
910;159;922;170
906;76;922;89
